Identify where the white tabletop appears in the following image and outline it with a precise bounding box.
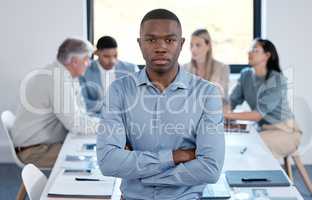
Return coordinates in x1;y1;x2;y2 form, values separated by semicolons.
224;131;281;171
40;126;303;200
224;128;303;199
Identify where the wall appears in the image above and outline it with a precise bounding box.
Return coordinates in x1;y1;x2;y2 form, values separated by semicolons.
0;0;87;162
262;0;312;163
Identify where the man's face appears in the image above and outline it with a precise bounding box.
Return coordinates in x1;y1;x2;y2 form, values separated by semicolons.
70;55;90;77
96;48;118;70
138;19;185;74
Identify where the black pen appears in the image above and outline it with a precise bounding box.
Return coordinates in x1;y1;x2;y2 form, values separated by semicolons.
242;178;269;182
75;177;100;181
64;169;91;173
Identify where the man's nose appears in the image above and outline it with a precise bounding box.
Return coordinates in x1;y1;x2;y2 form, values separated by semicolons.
156;39;169;47
154;40;167;53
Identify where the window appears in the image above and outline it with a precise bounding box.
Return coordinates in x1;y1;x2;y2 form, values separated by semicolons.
88;0;261;73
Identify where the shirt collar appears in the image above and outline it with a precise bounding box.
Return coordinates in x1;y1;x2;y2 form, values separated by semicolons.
136;68;151;86
136;66;190;90
170;67;190;90
53;60;81;83
53;60;73;79
96;60;116;73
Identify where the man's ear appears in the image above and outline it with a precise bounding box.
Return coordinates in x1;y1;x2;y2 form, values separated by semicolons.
180;37;185;48
64;58;74;72
137;38;141;47
94;49;100;56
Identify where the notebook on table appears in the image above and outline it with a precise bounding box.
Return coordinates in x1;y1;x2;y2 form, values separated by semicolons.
225;170;290;187
47;169;116;199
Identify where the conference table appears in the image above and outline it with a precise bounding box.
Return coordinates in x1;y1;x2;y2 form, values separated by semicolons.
40;124;303;200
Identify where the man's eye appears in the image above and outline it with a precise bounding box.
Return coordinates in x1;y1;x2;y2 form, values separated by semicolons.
145;39;156;42
166;39;176;43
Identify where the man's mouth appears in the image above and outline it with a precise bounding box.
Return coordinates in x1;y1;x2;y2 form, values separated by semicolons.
151;58;170;65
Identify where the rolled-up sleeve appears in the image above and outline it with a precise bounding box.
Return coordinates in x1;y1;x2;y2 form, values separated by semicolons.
141;85;225;186
96;82;175;179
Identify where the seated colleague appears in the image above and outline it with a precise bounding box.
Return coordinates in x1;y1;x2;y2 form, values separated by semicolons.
96;9;225;200
79;36;138;114
225;38;301;159
11;38;100;168
182;29;230;105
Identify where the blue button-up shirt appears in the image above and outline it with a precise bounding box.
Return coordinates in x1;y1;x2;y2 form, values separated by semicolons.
97;67;225;200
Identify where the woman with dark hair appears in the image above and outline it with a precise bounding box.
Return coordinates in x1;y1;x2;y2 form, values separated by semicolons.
225;38;301;159
183;29;230;103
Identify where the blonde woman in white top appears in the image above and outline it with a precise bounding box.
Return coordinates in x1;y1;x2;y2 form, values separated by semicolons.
183;29;230;105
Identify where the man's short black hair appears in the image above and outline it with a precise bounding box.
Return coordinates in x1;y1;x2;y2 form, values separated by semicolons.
96;36;117;50
140;8;181;28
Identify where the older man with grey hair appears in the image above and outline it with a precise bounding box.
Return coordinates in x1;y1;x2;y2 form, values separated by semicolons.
12;38;100;168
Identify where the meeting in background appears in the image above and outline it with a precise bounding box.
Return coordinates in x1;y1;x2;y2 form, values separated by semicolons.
1;1;311;200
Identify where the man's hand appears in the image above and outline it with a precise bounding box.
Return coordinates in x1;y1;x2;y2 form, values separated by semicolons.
125;144;133;151
172;149;196;165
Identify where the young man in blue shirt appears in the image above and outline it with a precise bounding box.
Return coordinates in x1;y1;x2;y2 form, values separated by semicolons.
79;36;138;114
97;9;225;200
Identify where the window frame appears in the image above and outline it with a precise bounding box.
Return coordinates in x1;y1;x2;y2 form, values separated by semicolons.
87;0;261;73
